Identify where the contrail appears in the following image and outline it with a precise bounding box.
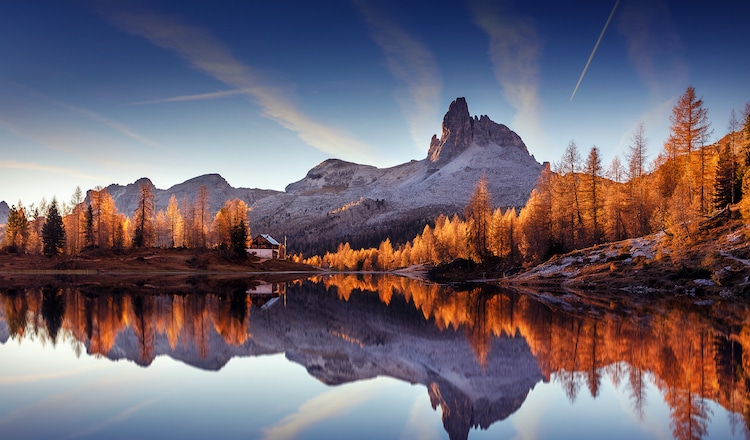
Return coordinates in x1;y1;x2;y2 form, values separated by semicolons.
570;0;621;101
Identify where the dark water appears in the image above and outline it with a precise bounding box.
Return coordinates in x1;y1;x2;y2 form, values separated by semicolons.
0;274;747;440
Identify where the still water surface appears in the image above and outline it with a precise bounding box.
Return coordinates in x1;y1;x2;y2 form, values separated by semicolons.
0;275;746;439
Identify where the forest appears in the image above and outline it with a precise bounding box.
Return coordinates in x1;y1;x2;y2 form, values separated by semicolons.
1;86;750;272
2;182;252;258
305;87;750;271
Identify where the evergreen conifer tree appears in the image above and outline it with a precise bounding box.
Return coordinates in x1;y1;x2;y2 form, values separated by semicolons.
230;219;248;259
42;199;66;256
714;143;741;209
84;204;95;248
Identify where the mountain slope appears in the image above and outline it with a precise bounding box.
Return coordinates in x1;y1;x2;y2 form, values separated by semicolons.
253;97;543;254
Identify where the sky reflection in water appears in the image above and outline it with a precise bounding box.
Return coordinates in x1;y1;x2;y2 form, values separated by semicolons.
0;275;746;440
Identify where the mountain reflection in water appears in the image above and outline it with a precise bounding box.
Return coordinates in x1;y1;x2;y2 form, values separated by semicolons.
0;274;748;440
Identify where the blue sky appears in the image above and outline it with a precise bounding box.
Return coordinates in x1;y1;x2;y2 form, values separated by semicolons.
1;0;748;209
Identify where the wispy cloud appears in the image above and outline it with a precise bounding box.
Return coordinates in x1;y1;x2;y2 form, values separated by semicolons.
470;0;544;149
615;97;674;157
55;102;167;151
61;396;162;440
0;160;105;181
260;381;378;440
102;6;375;163
0;82;168;155
355;0;442;150
617;0;688;95
0;365;99;386
130;88;252;105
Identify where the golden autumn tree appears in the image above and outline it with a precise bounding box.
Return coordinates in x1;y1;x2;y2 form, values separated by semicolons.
166;194;183;248
664;86;712;213
604;156;627;241
465;174;492;261
4;203;29;252
64;186;85;253
89;186;105;247
377;238;395;270
211;198;249;251
154;210;170;248
180;194;195;248
518;165;554;263
553;141;584;251
583;146;604;244
196;185;210;248
132;182;155;248
626;123;652;237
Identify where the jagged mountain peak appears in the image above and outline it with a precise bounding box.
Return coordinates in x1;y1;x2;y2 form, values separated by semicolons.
427;97;528;165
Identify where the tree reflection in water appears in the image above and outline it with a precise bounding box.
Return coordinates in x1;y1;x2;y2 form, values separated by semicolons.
1;274;749;440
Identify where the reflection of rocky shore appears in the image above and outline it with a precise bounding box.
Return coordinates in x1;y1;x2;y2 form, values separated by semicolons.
2;275;750;440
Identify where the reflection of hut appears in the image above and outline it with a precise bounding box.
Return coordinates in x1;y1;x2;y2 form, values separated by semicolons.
248;234;283;259
245;281;285;296
246;281;286;309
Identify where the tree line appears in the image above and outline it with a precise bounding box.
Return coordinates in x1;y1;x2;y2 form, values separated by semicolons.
307;86;750;271
2;183;251;258
3;86;748;266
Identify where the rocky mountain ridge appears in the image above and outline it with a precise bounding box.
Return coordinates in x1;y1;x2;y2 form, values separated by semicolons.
101;173;279;217
2;98;544;255
251;97;543;254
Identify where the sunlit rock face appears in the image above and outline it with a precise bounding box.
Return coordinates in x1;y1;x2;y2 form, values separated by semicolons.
428;97;528;165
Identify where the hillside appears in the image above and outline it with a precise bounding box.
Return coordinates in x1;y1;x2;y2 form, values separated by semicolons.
502;208;750;314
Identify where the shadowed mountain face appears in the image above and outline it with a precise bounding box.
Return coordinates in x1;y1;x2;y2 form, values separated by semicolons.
86;98;542;255
3;275;750;439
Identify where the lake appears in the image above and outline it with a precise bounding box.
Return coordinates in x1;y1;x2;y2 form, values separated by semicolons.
0;274;747;440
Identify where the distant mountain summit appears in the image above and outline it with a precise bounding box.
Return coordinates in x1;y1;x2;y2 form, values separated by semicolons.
102;174;279;218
